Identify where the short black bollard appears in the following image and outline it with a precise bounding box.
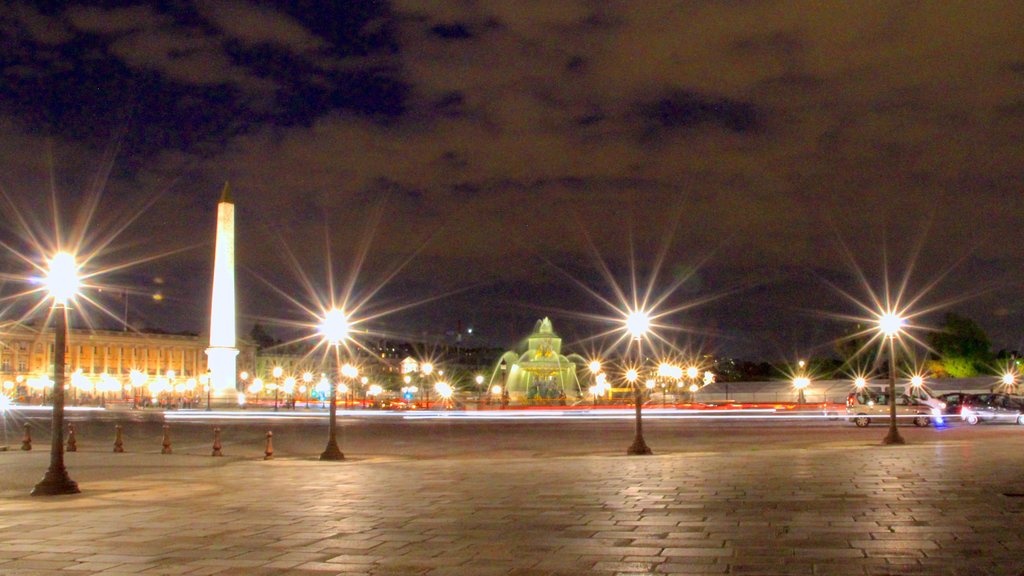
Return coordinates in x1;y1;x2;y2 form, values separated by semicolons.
113;424;125;453
160;425;172;454
212;427;223;457
66;423;77;452
21;423;31;451
263;431;273;460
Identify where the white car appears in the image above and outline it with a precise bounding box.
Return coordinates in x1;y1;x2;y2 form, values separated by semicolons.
903;385;947;413
846;388;942;428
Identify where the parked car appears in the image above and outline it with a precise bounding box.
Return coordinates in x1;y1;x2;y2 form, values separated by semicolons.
960;393;1024;425
846;388;940;428
937;392;972;415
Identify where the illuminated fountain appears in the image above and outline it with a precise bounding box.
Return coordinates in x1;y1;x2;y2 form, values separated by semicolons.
491;318;586;404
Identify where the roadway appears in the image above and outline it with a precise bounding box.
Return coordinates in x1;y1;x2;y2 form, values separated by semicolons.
3;405;1018;463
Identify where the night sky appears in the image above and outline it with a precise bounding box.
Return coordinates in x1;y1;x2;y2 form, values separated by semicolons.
1;1;1023;359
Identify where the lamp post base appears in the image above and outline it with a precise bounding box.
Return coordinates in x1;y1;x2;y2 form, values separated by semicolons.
626;435;653;456
319;439;345;461
31;466;80;496
881;427;905;445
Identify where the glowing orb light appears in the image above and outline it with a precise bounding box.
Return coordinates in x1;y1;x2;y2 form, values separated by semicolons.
878;312;905;337
625;310;650;338
318;308;350;345
45;252;80;305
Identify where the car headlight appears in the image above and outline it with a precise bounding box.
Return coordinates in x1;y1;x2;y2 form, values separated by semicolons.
931;408;942;416
938;402;946;409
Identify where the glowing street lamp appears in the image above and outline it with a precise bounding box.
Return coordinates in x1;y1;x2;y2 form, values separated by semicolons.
317;308;349;461
302;372;313;408
1000;371;1018;393
421;362;434;409
32;252;81;496
877;311;906;445
854;376;868;390
271;366;284;411
435;381;454;409
793;376;810;405
623;308;653;456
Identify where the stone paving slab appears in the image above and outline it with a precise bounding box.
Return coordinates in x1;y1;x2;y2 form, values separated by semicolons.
2;434;1024;575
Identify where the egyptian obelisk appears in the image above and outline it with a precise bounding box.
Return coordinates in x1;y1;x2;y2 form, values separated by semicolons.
206;183;239;403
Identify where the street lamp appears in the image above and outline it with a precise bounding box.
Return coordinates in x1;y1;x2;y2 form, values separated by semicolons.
272;366;283;411
793;376;810;405
421;362;434;409
624;308;652;456
283;376;296;409
1000;371;1017;393
435;381;453;409
32;252;81;496
302;372;313;408
318;308;348;461
878;311;906;445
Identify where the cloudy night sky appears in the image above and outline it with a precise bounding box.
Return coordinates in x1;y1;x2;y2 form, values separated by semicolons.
1;1;1024;359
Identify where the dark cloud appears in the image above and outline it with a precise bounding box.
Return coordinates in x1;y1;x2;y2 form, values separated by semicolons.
636;89;760;135
0;1;403;156
429;23;472;40
2;1;1024;357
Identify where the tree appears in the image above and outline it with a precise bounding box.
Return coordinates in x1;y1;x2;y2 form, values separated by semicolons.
835;323;877;366
927;312;992;377
249;322;278;350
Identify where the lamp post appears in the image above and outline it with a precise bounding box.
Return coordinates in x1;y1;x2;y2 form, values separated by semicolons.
283;376;296;409
625;310;652;455
32;252;81;496
303;372;313;408
200;373;211;411
1001;372;1017;393
435;381;453;410
588;360;603;405
879;312;905;445
318;308;348;461
272;366;283;411
421;362;433;409
793;376;810;405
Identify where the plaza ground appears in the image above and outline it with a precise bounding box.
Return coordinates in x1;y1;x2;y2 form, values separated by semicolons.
1;413;1023;575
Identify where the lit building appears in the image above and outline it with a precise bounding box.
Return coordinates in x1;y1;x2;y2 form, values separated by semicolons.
0;324;255;399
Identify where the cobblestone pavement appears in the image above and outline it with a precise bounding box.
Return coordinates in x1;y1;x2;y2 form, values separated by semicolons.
2;431;1024;575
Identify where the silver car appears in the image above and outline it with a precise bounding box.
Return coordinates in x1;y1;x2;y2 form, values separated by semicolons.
846;388;939;428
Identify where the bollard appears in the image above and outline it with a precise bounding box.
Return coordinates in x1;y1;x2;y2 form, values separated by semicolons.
113;424;125;453
66;423;77;452
21;423;31;451
211;427;223;457
263;431;274;460
161;424;172;454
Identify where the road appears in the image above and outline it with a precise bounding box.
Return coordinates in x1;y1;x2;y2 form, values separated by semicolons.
2;405;1016;464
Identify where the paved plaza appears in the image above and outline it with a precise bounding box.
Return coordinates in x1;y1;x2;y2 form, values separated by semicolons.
1;417;1024;575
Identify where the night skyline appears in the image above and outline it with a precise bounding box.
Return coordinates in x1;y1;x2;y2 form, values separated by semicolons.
1;1;1023;359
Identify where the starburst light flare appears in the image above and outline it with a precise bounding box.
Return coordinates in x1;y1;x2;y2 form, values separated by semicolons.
318;308;350;346
625;310;650;339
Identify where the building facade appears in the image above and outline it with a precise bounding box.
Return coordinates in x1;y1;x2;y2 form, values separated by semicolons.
1;325;256;384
